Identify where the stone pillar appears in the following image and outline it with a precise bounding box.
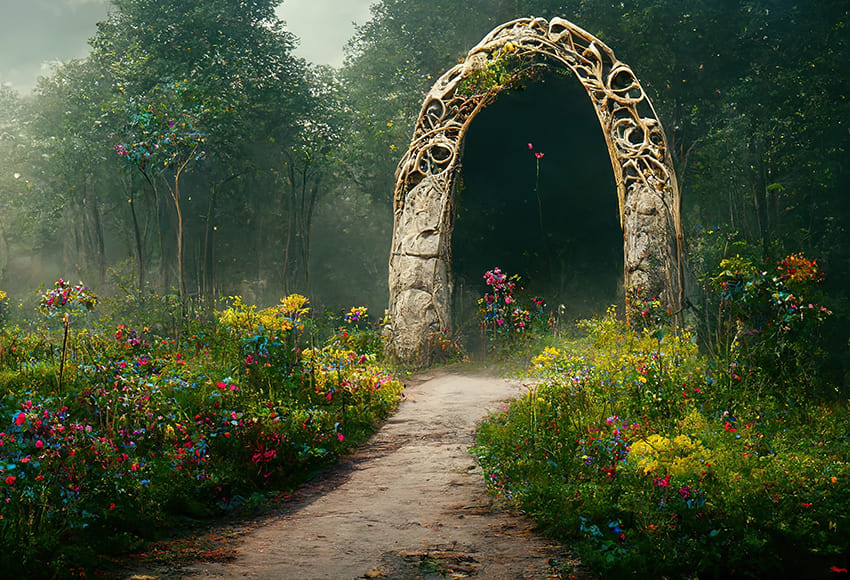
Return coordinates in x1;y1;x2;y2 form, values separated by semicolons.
387;175;453;364
623;182;682;315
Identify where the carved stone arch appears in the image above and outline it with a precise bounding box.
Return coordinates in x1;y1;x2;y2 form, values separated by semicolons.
387;16;684;364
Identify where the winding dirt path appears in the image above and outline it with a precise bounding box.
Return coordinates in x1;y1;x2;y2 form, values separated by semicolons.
127;371;579;579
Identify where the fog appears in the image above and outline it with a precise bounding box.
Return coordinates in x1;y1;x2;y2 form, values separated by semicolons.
0;0;371;93
0;0;109;93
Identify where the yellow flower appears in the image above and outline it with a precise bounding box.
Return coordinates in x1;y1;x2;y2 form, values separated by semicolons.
280;294;310;316
629;433;709;478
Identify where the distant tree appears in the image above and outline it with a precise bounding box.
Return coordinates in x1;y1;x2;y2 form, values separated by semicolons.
342;0;519;202
30;58;122;285
89;0;312;299
114;83;206;299
0;86;26;282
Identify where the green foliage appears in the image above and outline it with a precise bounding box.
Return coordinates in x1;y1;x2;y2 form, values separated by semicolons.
689;228;840;400
0;290;8;326
114;84;206;174
456;42;540;98
473;297;850;578
712;252;834;399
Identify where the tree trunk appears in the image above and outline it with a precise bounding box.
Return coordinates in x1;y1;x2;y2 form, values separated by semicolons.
128;186;146;293
0;215;8;281
86;182;106;285
169;172;185;300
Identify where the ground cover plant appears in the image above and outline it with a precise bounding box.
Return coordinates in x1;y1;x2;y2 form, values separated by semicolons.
0;283;402;578
472;261;850;579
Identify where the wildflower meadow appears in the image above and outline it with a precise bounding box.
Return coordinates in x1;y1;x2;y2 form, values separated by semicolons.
0;284;402;577
473;257;850;578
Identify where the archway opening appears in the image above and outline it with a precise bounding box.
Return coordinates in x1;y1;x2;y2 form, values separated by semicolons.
452;68;622;343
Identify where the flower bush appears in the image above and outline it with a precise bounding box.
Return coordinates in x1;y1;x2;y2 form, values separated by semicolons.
712;252;834;401
38;279;98;316
478;267;549;360
0;289;403;577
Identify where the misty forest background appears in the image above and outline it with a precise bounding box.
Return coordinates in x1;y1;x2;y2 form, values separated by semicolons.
0;0;847;373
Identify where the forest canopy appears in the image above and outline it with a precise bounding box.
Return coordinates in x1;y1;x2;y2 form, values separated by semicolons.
0;0;847;356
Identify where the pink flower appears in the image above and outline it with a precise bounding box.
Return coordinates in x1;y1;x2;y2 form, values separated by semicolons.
527;142;533;150
35;440;43;449
535;152;544;159
13;413;25;426
337;433;344;442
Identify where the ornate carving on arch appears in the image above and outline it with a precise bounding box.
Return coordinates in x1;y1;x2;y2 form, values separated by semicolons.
388;17;685;365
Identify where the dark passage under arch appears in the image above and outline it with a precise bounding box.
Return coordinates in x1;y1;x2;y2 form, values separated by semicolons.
452;68;621;340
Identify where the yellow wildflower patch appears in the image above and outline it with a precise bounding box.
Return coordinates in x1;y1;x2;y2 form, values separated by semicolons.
629;432;710;478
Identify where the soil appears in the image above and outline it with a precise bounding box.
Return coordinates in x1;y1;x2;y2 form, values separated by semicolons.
122;370;584;580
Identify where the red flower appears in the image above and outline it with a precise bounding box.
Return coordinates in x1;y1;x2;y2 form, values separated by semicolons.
13;413;25;426
4;476;15;485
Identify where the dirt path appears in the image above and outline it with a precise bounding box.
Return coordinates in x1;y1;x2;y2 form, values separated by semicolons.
126;371;579;579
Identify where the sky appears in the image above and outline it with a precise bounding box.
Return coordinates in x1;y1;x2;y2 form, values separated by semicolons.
0;0;374;94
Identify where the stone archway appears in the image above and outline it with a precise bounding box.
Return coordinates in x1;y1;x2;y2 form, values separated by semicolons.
387;16;684;365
